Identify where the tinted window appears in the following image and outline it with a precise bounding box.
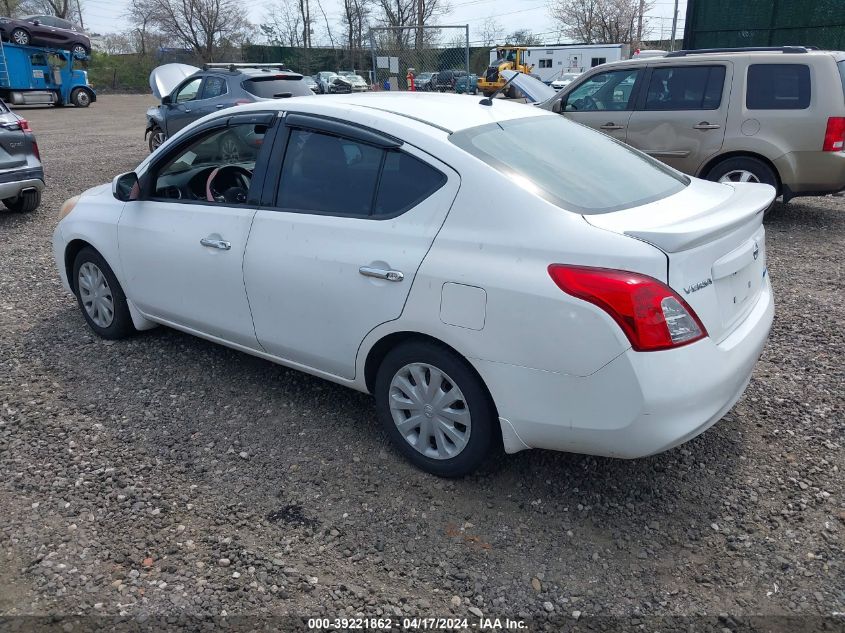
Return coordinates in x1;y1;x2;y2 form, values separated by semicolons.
278;130;382;215
375;152;446;216
202;76;227;99
644;65;726;111
565;68;641;112
746;64;810;110
450;116;687;215
175;78;201;103
243;75;311;98
53;17;73;29
838;60;845;99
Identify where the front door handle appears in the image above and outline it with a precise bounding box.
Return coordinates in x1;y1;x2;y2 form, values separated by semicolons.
599;122;624;130
200;237;231;250
693;122;721;130
359;266;404;282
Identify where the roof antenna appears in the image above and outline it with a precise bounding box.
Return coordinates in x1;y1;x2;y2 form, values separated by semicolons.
479;72;520;106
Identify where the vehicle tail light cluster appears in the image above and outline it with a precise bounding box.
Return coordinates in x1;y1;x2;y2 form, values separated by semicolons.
823;117;845;152
547;265;707;351
32;141;40;161
17;118;31;132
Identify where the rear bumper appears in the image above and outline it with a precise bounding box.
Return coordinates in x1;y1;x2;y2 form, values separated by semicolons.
0;165;44;199
476;276;774;458
774;150;845;199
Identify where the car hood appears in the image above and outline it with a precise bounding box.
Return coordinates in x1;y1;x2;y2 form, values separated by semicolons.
149;63;200;99
501;70;557;104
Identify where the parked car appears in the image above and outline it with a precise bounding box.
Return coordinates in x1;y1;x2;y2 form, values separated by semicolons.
145;63;312;152
314;71;352;94
434;69;467;92
347;74;369;92
413;72;436;91
551;72;581;90
454;73;478;95
304;75;319;93
55;93;774;477
0;15;89;58
0;99;43;212
528;47;845;202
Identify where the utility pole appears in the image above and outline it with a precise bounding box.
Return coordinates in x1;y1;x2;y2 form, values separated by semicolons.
416;0;424;49
669;0;679;51
636;0;644;49
76;0;84;29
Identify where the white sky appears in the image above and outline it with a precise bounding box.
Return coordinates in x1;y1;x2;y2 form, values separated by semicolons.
82;0;687;47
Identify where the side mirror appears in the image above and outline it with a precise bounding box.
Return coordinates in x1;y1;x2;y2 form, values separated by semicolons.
113;171;139;201
161;94;172;105
552;100;562;114
32;19;41;25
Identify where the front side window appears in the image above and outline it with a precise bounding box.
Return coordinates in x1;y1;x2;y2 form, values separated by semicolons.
276;128;446;217
644;65;726;111
152;123;268;203
746;64;810;110
449;115;687;215
202;76;228;99
565;68;641;112
175;78;202;103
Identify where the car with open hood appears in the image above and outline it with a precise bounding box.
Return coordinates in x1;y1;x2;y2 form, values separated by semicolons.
145;62;311;153
55;92;774;477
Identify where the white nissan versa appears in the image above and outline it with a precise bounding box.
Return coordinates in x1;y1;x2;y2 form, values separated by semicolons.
53;94;775;477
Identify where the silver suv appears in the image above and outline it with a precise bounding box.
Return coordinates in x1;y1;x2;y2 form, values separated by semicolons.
541;47;845;201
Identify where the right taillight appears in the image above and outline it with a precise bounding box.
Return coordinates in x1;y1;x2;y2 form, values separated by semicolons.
548;265;707;352
823;117;845;151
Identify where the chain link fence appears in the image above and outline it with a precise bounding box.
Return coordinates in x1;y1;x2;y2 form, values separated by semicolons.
368;25;470;93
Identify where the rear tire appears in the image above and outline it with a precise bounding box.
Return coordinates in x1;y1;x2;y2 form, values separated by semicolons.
10;28;30;46
3;189;40;212
72;247;134;340
374;341;498;477
706;156;779;217
70;87;91;107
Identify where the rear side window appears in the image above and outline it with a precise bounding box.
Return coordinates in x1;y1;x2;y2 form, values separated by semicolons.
838;60;845;100
277;129;446;217
450;116;688;215
644;65;726;110
202;76;227;99
746;64;810;110
243;75;313;98
375;152;447;216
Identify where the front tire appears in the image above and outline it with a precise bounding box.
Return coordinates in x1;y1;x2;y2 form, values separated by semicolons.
70;87;91;107
72;247;134;340
71;43;88;59
148;126;165;153
3;189;40;212
374;341;498;477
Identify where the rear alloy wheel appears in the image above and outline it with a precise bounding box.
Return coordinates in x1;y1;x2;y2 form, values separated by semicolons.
72;247;134;340
148;126;165;153
375;341;498;477
10;28;30;46
3;189;40;212
70;88;91;107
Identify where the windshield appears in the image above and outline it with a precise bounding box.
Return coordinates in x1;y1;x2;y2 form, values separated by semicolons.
449;116;688;214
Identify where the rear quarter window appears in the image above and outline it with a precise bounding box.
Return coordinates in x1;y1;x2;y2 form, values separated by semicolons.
839;60;845;100
746;64;810;110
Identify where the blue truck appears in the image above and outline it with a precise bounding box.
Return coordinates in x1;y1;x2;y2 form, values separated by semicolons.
0;40;95;107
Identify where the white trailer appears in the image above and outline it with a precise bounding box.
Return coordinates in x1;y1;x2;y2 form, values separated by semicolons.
491;44;629;84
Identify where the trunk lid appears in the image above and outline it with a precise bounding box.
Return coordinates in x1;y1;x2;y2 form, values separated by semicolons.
585;178;775;343
0;112;31;171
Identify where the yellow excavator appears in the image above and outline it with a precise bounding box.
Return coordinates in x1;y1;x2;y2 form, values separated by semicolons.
477;46;533;97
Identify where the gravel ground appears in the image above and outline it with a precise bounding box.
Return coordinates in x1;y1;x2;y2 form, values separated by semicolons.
0;96;843;630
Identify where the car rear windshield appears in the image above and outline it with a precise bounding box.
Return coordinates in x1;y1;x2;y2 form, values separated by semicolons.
449;116;688;215
839;60;845;100
243;75;312;98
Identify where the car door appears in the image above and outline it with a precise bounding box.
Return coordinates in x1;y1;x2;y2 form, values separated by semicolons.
118;113;276;348
27;16;55;45
243;114;460;379
625;62;731;175
558;66;645;142
165;77;204;136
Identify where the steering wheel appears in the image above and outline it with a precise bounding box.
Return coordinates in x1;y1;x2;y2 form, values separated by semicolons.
576;94;599;111
206;165;252;204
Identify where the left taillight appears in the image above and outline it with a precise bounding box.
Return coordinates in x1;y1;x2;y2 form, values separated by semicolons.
547;264;707;352
823;117;845;152
17;118;31;132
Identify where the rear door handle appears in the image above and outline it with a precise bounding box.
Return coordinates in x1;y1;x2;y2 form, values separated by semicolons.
359;266;404;282
200;237;231;250
599;122;624;130
693;122;721;130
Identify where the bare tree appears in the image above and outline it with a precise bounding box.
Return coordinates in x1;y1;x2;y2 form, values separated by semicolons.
506;28;542;46
125;0;158;56
549;0;650;45
476;17;503;47
340;0;371;69
262;0;304;46
18;0;82;20
134;0;250;61
375;0;447;49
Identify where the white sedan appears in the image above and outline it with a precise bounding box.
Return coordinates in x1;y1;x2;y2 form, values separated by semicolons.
53;94;775;477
